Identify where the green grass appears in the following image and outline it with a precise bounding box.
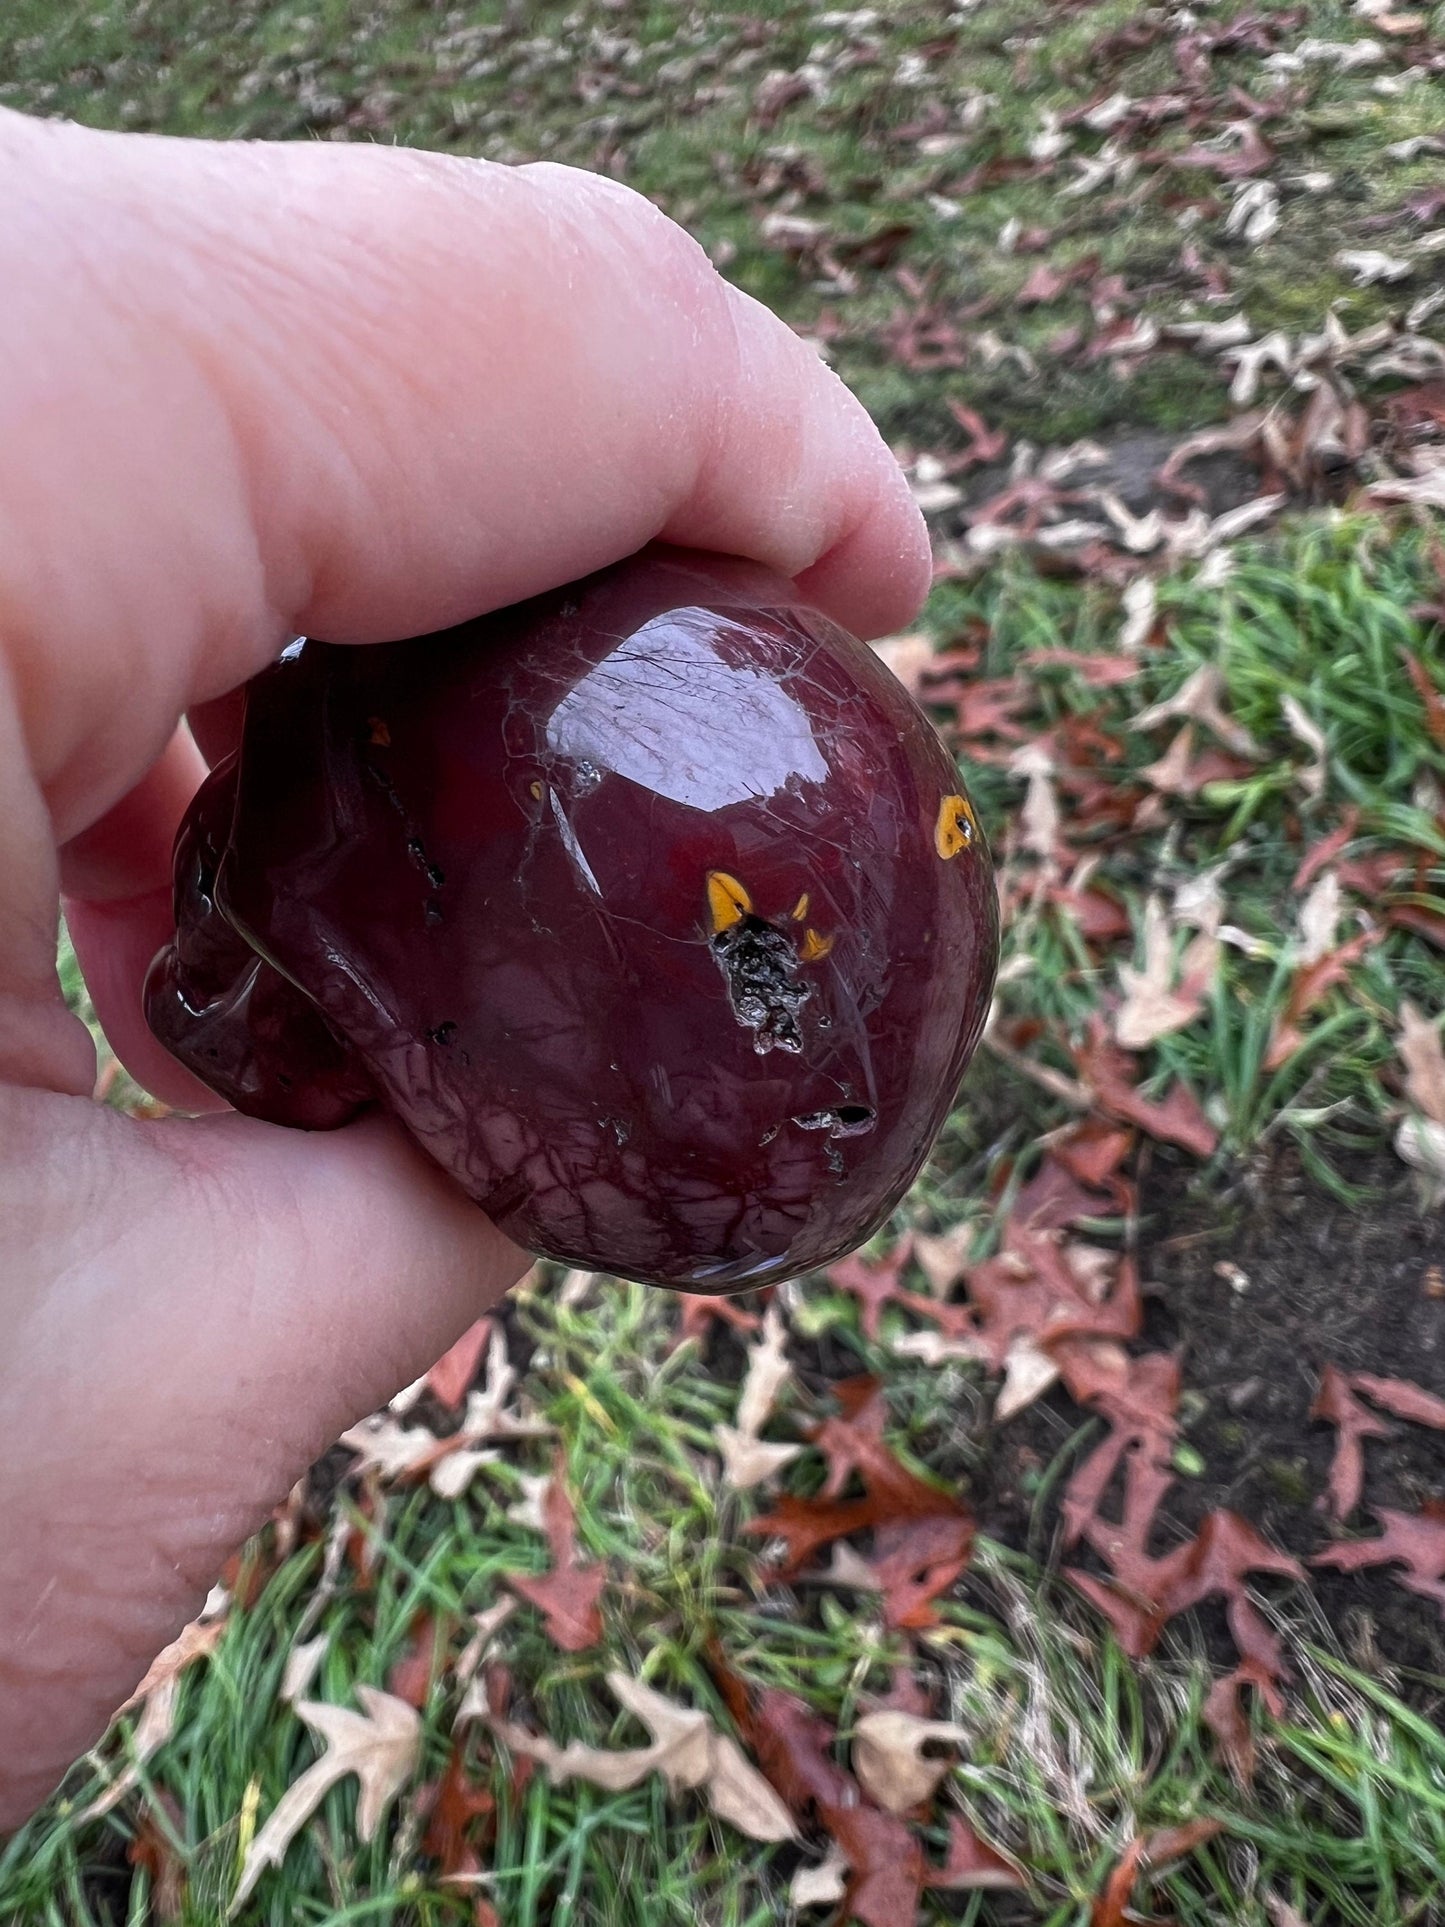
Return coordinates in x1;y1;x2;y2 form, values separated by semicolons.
3;0;1443;446
7;1272;1445;1924
6;0;1445;1920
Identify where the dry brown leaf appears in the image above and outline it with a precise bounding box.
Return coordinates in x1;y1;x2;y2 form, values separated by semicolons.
1297;871;1342;966
280;1633;330;1706
870;633;935;698
706;1732;799;1840
1132;663;1259;756
851;1711;970;1813
505;1466;606;1652
1396;1114;1445;1206
1281;695;1328;801
422;1316;494;1411
715;1426;805;1489
116;1614;227;1717
791;1845;849;1909
994;1335;1061;1421
608;1674;714;1792
231;1688;421;1912
1008;740;1062;868
1116;894;1211;1048
1399;1001;1445;1125
1266;1899;1310;1927
890;1328;985;1367
79;1675;184;1823
452;1598;517;1700
913;1223;972;1296
715;1307;801;1488
474;1671;796;1842
736;1305;793;1438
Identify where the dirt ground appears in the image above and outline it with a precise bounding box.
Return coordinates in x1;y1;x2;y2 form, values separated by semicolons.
980;1148;1445;1687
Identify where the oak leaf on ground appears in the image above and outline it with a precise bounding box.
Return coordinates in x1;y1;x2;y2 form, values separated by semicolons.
504;1459;606;1652
1315;1502;1445;1610
230;1687;420;1912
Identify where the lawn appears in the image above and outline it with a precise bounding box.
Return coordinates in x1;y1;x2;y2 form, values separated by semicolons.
3;1;1445;1923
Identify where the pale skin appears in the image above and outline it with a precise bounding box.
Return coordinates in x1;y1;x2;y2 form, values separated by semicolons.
0;108;930;1826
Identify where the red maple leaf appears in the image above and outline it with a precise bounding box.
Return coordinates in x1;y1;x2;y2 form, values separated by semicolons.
1071;1510;1303;1673
712;1672;1021;1919
505;1459;606;1651
868;1512;977;1630
825;1803;929;1927
926;1812;1025;1891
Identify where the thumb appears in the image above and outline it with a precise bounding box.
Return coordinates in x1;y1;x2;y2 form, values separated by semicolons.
0;1089;528;1829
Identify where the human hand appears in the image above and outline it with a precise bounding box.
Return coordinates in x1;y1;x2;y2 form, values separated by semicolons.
0;109;929;1825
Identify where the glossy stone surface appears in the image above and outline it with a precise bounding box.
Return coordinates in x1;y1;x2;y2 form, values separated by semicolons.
146;550;998;1290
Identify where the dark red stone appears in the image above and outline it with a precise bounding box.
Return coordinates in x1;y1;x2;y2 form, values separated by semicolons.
145;549;998;1290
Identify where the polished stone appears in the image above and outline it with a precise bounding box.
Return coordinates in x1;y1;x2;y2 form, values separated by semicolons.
146;549;998;1289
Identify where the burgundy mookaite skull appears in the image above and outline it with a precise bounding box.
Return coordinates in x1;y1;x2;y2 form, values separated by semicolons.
145;550;998;1291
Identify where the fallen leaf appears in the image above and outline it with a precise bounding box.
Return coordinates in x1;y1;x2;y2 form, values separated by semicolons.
1281;694;1328;801
1132;663;1259;756
1315;1502;1445;1610
749;1380;974;1605
1076;1020;1219;1156
1265;930;1378;1070
477;1672;796;1841
995;1335;1063;1421
927;1811;1025;1890
735;1305;794;1438
423;1317;494;1411
231;1688;421;1911
826;1239;928;1339
1349;1372;1445;1431
504;1461;606;1652
1402;648;1445;754
669;1292;762;1352
1266;1899;1310;1927
420;1744;495;1881
127;1792;188;1923
1091;1837;1144;1926
1061;1350;1180;1549
1396;1113;1445;1205
281;1633;331;1706
715;1427;805;1489
1398;1001;1445;1125
116;1614;227;1718
386;1610;450;1709
1142;1817;1226;1871
80;1676;185;1823
852;1710;970;1812
1116;894;1213;1047
791;1846;848;1909
1310;1364;1392;1521
870;632;936;698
